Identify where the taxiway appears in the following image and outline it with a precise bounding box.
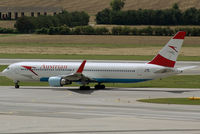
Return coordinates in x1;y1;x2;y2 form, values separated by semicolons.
0;86;200;134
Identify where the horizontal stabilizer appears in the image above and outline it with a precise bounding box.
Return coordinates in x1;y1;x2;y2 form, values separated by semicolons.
177;66;197;71
154;68;174;73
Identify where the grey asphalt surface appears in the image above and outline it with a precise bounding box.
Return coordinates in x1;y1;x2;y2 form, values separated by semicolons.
0;59;199;75
0;86;200;134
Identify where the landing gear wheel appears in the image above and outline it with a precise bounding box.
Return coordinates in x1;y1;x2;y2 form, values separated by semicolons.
14;81;20;89
95;84;105;89
15;85;19;89
80;86;90;90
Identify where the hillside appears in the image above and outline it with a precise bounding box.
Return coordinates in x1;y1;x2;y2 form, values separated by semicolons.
0;0;199;14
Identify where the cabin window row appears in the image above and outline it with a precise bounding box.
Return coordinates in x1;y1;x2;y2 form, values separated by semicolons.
21;68;136;72
21;68;73;71
85;69;136;72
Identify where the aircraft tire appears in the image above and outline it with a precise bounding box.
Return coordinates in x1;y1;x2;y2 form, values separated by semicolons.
15;85;19;89
95;84;105;89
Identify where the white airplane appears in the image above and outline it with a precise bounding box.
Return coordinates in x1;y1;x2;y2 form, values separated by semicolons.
2;31;191;89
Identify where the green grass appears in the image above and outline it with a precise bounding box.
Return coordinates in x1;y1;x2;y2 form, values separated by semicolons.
0;53;199;61
110;75;200;88
0;34;18;37
0;54;154;60
0;74;200;88
0;42;199;48
0;65;7;72
138;98;200;105
0;42;160;48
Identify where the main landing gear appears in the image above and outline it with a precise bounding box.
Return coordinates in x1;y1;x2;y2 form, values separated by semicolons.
14;81;20;89
94;83;105;89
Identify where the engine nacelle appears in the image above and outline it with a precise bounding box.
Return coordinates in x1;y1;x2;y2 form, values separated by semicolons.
48;76;71;87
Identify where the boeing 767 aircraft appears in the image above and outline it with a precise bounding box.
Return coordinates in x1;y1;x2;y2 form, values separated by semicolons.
2;31;191;89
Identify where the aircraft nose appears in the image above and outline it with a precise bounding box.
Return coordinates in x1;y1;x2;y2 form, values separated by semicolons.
1;69;7;76
2;68;10;76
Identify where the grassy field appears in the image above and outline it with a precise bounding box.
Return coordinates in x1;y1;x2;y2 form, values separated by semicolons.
0;34;199;60
138;98;200;105
0;54;200;61
0;34;200;60
1;34;200;46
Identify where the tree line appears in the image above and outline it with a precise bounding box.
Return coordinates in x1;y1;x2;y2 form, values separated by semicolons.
15;11;89;33
25;26;200;36
2;25;200;36
96;1;200;25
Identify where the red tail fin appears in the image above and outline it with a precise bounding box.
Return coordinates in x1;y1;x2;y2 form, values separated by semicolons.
148;31;186;68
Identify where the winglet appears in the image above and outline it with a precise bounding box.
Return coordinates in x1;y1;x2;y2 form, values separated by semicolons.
76;60;86;73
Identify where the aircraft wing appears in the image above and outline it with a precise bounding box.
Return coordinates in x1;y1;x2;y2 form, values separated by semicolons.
61;60;91;84
48;60;93;87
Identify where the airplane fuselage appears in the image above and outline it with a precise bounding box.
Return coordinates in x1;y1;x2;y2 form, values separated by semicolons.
3;61;180;83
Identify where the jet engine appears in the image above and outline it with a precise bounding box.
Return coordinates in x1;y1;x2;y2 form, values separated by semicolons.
48;76;71;87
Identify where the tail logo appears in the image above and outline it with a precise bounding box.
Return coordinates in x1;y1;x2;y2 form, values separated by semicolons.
169;45;178;52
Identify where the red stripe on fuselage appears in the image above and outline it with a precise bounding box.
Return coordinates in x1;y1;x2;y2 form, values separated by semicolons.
148;54;175;67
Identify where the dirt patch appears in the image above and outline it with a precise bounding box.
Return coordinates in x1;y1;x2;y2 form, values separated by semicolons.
0;46;200;56
0;0;199;14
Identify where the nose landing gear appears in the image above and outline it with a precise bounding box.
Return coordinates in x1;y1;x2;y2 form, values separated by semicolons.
14;81;20;89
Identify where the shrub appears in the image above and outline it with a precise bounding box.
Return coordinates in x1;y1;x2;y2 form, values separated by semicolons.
59;25;71;35
139;26;153;35
112;27;123;35
72;26;95;35
48;27;60;35
33;26;200;37
121;27;131;35
95;27;109;35
35;27;49;34
131;28;138;35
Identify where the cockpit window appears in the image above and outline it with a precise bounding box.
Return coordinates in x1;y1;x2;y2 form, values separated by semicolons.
6;67;9;70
